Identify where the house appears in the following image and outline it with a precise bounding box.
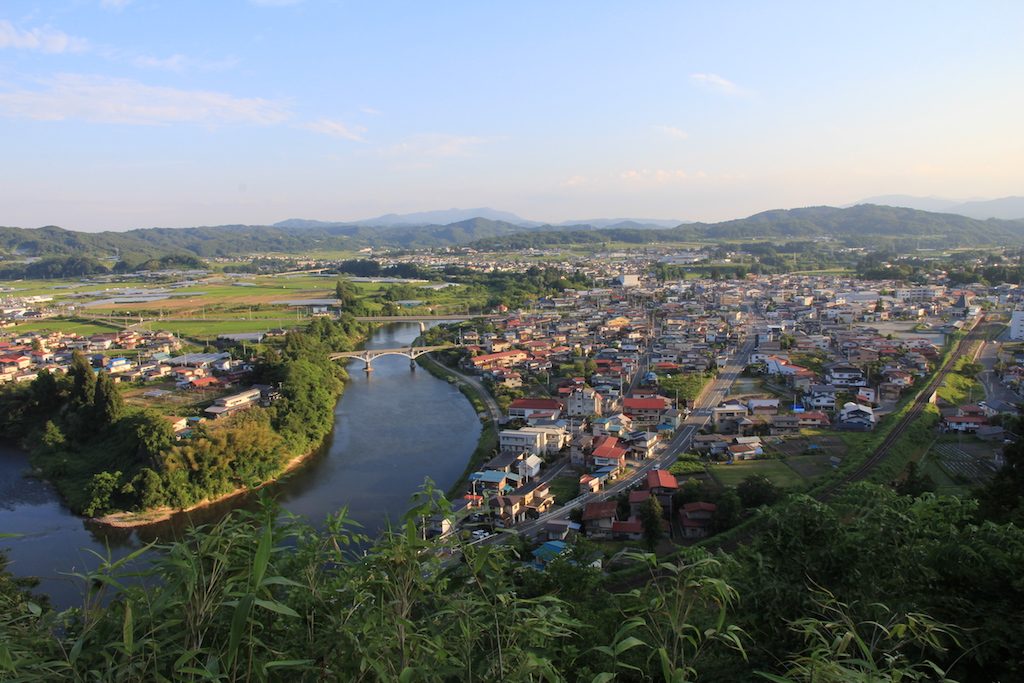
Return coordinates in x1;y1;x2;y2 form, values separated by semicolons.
679;502;717;539
770;414;801;436
582;501;619;538
943;415;987;433
531;540;568;568
610;519;644;541
838;402;875;429
498;429;545;456
825;364;866;388
517;454;544;481
470;349;527;372
805;385;837;411
489;495;526;527
203;387;260;419
622;396;671;426
628;489;653;518
579;473;601;495
797;411;831;428
712;402;748;428
590;435;628;473
567;386;602;417
592;413;633;438
747;398;780;416
646;469;678;505
507;397;564;420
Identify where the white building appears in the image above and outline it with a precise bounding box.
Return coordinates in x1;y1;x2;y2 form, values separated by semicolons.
1011;310;1024;341
567;386;602;417
499;429;545;456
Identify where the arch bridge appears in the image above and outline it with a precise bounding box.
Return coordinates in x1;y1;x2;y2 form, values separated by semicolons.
329;344;460;372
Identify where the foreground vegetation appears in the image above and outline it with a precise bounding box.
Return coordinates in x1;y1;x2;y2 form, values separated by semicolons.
1;478;1022;681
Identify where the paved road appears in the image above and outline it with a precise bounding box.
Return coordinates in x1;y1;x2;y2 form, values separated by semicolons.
976;336;1020;410
419;355;503;426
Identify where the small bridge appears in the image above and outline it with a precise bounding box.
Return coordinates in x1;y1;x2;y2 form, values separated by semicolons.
354;314;502;332
329;344;459;372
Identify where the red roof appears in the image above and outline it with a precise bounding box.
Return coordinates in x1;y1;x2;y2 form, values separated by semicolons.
623;397;668;411
508;398;564;411
582;501;618;521
646;469;678;491
628;490;651;504
683;502;717;513
611;519;643;534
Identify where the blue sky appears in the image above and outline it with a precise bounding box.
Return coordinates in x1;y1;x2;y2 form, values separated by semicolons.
1;1;1022;231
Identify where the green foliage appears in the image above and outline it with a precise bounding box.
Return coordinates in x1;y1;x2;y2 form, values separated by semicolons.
639;494;664;551
668;460;706;476
1;482;1022;681
658;372;711;405
737;474;781;509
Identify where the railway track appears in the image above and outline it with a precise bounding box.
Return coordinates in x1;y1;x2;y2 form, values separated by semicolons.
817;316;987;498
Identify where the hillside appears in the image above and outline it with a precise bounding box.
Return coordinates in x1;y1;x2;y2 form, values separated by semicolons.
851;195;1024;220
472;204;1024;250
3;205;1023;267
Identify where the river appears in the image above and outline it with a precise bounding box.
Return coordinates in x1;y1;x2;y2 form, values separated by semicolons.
0;322;481;609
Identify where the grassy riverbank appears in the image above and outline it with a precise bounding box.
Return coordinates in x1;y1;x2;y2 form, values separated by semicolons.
416;354;499;498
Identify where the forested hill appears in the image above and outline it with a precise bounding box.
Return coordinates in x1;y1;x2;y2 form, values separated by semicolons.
471;204;1024;250
3;205;1024;264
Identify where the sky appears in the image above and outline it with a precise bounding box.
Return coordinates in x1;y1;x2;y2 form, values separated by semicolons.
1;1;1023;231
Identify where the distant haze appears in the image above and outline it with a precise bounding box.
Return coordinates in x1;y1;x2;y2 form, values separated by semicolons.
851;196;1024;220
1;2;1023;231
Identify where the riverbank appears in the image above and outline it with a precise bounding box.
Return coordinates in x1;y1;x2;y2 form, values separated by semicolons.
82;324;375;528
91;442;323;528
416;354;500;497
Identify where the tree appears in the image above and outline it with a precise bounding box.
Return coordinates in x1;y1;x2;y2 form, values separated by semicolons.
68;351;96;409
714;489;742;532
92;371;124;428
639;494;664;551
737;474;780;509
82;470;123;517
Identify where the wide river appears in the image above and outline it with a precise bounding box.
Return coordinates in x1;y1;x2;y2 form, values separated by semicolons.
0;322;481;609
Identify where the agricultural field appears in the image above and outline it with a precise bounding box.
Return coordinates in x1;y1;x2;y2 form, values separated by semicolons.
708;459;806;488
919;437;999;495
121;381;224;415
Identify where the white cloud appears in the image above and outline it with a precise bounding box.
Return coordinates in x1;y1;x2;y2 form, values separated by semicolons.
360;106;382;115
300;118;366;141
655;124;689;140
563;175;588;187
100;0;133;9
133;53;187;71
620;168;707;183
0;74;290;126
689;73;742;95
380;133;486;158
0;20;89;54
131;53;239;73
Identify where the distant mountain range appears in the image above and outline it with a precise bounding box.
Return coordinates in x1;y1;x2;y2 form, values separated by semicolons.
850;195;1024;220
274;209;684;231
2;204;1024;265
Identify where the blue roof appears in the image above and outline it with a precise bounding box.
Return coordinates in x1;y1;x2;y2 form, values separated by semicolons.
532;540;568;563
469;470;507;484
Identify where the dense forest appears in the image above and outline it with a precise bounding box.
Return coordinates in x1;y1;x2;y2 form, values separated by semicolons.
0;474;1022;681
0;316;366;516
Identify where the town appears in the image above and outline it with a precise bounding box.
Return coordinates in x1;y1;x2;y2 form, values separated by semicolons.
2;252;1019;565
